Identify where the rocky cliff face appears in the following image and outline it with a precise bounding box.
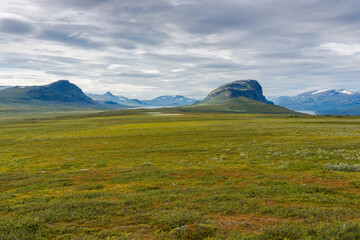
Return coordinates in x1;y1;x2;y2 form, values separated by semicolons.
202;80;273;104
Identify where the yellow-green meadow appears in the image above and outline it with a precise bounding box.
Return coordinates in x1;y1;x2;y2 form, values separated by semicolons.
1;110;360;239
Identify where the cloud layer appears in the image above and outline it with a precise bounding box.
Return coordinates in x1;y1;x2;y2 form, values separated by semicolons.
1;0;360;98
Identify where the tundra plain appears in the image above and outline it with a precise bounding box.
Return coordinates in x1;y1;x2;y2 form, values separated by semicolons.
1;110;360;239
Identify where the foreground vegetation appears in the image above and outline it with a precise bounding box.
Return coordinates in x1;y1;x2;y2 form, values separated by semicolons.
1;110;360;239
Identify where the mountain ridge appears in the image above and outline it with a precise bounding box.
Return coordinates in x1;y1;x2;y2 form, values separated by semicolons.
141;95;199;106
87;92;144;107
274;88;360;115
87;92;199;107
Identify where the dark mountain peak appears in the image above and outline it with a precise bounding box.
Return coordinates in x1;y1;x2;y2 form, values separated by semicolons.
52;79;70;84
104;91;115;97
202;79;273;104
28;80;94;104
46;79;71;88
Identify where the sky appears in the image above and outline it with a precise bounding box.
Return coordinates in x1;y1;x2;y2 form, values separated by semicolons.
1;0;360;99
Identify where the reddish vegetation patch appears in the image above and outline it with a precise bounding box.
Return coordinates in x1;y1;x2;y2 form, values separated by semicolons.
214;214;282;233
261;200;304;208
296;176;348;188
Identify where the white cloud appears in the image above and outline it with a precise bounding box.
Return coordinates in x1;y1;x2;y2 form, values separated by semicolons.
321;42;360;56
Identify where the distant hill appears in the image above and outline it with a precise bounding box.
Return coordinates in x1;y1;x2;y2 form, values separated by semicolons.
274;89;360;115
0;86;12;91
87;93;199;107
178;97;295;114
321;105;360;115
87;92;145;107
178;80;294;114
202;79;273;104
0;80;94;105
142;95;199;106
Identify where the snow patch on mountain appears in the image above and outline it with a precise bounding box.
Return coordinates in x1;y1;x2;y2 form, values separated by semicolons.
338;89;354;95
311;89;331;95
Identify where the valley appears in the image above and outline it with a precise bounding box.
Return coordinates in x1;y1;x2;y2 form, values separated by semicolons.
1;110;360;239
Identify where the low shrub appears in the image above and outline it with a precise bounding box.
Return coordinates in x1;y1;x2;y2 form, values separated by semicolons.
324;163;360;172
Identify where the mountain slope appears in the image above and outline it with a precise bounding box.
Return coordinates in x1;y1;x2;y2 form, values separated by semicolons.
87;92;144;107
0;86;12;91
178;97;295;114
0;80;94;105
202;79;273;104
275;89;360;115
142;95;199;106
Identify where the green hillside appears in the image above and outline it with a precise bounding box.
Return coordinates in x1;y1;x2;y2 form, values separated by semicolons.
178;97;296;114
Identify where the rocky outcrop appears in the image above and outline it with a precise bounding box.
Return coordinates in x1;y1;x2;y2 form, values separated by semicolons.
202;80;273;104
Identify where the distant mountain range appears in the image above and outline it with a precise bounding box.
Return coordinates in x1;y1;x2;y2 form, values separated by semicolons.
86;92;199;107
0;80;199;109
87;92;144;107
273;89;360;115
141;95;199;106
2;79;359;115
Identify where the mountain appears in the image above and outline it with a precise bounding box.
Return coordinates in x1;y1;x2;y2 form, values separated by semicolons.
202;79;273;104
178;97;295;114
178;80;295;114
87;92;144;107
87;93;198;107
274;89;360;115
0;86;12;91
142;95;199;106
0;80;94;105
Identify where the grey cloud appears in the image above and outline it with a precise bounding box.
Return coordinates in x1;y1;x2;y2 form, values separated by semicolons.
187;13;256;35
116;41;137;50
39;30;104;48
110;24;170;47
46;71;76;76
0;54;51;69
198;63;248;70
118;72;163;78
0;18;36;35
36;0;113;9
104;0;173;16
257;51;304;60
41;56;83;64
142;53;209;63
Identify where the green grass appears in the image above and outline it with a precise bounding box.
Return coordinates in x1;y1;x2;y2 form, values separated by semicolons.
0;110;360;239
178;97;295;114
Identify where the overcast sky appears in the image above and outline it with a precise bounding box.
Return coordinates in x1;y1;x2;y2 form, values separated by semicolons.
1;0;360;99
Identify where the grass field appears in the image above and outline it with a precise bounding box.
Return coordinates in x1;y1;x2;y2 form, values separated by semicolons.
1;110;360;239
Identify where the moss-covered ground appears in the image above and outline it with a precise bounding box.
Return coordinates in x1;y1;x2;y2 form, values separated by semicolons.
1;111;360;239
